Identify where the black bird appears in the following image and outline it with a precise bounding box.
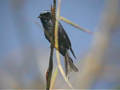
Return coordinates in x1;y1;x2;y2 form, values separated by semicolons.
38;11;78;76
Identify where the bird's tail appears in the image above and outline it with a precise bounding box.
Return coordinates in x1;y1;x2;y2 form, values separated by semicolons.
70;47;76;59
64;51;78;76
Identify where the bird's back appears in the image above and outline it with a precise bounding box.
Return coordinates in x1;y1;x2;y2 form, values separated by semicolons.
40;12;72;56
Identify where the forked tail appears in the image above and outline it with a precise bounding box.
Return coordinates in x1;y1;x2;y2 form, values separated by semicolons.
64;52;79;76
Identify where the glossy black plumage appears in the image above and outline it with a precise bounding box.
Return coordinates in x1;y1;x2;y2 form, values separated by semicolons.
38;11;78;75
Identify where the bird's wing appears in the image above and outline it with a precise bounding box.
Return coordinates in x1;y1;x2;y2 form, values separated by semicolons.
58;22;71;49
58;22;76;58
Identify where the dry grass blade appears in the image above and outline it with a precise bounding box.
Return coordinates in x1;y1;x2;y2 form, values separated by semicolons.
46;46;54;89
51;0;56;23
54;0;73;89
60;16;93;34
50;67;58;89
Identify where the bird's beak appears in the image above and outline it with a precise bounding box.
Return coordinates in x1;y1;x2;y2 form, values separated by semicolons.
37;16;41;18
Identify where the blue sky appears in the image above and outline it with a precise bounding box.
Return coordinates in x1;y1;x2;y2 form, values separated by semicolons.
0;0;105;59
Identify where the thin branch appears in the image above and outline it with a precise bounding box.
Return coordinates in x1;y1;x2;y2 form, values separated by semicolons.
54;0;73;88
46;46;54;90
60;16;93;34
50;67;58;89
53;0;56;18
51;0;56;23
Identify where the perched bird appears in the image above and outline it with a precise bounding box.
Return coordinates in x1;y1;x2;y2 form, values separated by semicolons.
38;11;78;76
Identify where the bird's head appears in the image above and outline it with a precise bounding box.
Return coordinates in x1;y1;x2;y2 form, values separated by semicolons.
38;11;53;30
38;11;51;21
